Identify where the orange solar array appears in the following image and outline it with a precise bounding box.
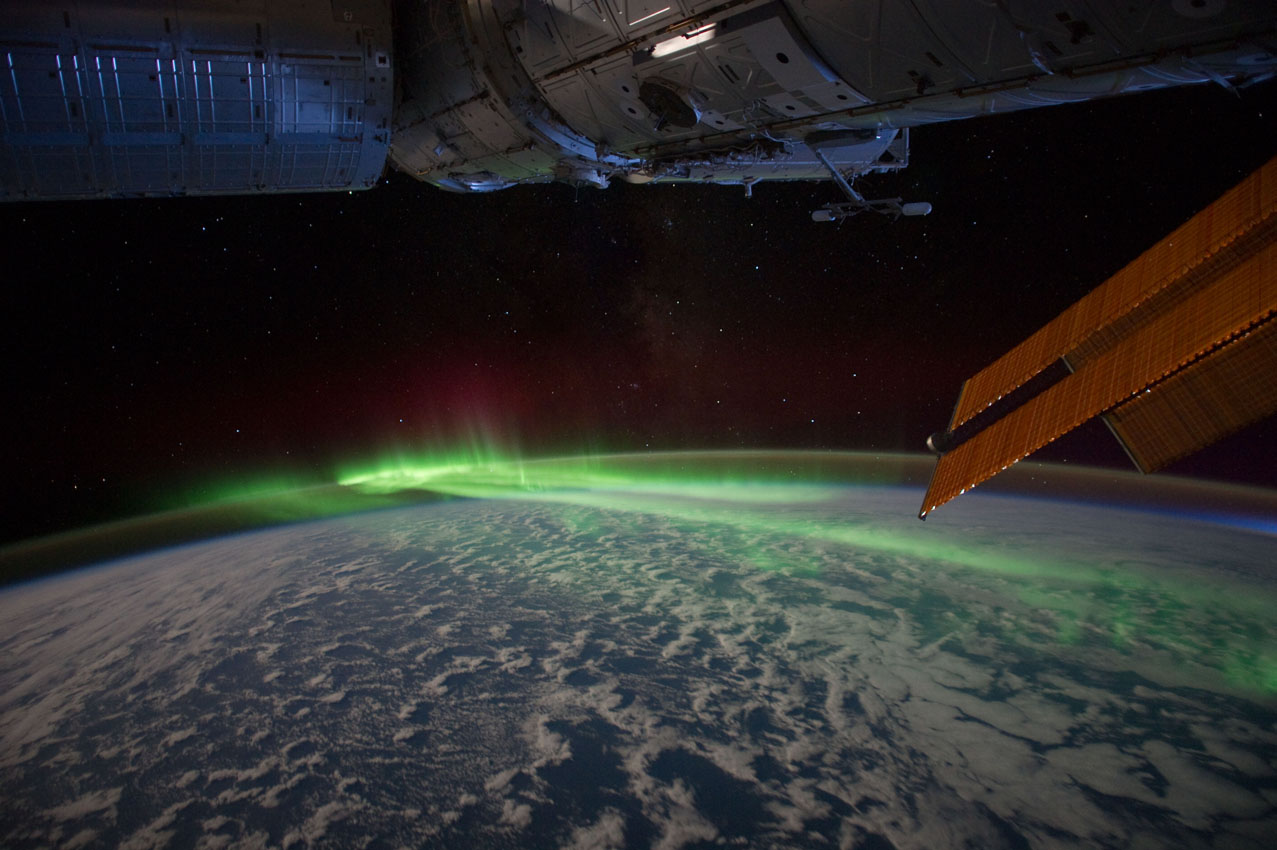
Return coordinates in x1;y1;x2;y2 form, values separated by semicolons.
948;156;1277;432
1104;318;1277;473
919;231;1276;518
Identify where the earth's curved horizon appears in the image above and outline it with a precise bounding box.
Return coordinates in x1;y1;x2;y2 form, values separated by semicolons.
3;450;1275;590
1;451;1274;848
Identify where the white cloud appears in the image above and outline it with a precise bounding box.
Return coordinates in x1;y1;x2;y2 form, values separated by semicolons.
561;810;626;849
499;798;533;828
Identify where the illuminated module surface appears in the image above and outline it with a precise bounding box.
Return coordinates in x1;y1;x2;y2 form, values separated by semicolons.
1;451;1274;848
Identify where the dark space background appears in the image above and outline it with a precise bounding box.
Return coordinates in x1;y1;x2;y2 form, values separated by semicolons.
3;81;1275;547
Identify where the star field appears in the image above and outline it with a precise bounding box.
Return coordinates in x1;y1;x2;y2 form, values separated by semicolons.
2;83;1275;547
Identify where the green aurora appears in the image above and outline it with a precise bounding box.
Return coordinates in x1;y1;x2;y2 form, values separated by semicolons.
3;449;1274;695
331;451;1277;696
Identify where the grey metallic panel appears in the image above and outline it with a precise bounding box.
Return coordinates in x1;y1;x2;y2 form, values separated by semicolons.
3;0;1275;199
0;0;392;201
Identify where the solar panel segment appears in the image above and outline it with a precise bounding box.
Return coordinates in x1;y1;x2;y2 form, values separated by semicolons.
920;157;1277;518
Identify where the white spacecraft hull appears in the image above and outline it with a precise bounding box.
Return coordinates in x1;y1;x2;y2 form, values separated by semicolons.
1;0;1274;201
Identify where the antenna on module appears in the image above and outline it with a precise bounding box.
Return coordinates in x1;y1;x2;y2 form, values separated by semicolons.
809;148;931;222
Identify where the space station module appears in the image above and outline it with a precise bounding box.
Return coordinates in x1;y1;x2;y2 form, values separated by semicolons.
1;0;1274;215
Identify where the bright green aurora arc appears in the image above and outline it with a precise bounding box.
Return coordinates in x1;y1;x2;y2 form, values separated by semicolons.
4;448;1275;698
